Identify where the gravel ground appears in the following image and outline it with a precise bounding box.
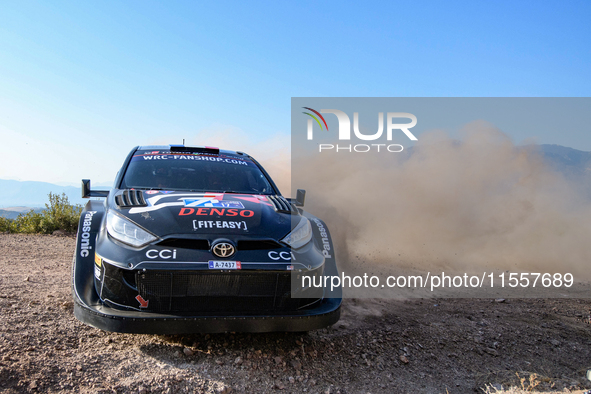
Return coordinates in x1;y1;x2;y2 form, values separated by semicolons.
1;233;591;394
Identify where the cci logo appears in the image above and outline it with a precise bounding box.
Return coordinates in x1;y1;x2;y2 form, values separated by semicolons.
303;107;418;153
145;249;177;259
268;251;295;261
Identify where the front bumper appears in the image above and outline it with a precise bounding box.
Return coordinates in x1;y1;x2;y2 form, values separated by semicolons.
72;202;341;333
73;254;341;334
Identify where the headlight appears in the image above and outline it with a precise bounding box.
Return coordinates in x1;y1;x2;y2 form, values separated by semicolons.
106;211;157;247
281;217;312;249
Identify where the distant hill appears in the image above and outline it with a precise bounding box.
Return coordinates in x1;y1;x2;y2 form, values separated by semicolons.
0;179;93;209
538;144;591;175
537;144;591;198
0;207;44;220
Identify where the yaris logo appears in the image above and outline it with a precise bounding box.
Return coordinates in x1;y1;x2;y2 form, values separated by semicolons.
303;107;417;153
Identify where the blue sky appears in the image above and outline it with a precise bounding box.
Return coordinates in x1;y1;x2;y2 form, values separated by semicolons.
0;1;590;184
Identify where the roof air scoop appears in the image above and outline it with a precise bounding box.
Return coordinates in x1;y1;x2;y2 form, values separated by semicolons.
170;146;220;154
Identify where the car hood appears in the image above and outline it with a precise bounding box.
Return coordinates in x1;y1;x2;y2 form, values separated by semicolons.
113;191;296;240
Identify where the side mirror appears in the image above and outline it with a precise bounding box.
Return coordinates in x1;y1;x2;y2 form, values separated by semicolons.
82;179;110;198
295;189;306;207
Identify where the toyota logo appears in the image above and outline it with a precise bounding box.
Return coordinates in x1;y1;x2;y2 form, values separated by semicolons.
212;242;235;258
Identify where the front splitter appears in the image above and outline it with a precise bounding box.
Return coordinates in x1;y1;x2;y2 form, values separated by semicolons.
73;294;341;334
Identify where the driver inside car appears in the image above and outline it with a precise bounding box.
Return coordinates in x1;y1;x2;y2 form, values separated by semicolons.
153;167;170;189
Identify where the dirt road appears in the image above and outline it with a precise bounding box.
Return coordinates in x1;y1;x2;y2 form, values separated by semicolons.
1;234;590;393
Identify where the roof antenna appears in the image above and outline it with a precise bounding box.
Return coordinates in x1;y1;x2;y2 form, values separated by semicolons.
183;138;185;145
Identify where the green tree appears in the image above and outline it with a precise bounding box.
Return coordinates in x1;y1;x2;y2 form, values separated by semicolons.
12;210;43;233
0;216;13;232
39;192;84;234
3;193;84;234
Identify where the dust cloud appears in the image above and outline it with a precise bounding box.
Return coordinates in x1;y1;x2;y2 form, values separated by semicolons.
186;123;591;284
294;121;591;282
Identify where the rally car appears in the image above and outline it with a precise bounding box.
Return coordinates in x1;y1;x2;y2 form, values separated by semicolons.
72;145;341;333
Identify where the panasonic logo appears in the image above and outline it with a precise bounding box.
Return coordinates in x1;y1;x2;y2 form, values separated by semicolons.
312;218;332;259
80;211;97;257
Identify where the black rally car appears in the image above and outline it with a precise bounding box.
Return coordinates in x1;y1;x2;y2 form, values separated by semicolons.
72;145;341;333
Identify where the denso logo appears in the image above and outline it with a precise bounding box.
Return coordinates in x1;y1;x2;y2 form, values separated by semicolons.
179;208;254;217
145;249;177;259
303;107;417;153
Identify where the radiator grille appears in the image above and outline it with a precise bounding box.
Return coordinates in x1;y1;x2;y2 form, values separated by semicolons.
136;271;305;313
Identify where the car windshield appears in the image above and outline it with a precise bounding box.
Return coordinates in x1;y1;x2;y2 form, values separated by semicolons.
120;151;276;194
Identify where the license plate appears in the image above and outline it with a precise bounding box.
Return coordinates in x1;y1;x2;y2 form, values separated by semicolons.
208;260;241;269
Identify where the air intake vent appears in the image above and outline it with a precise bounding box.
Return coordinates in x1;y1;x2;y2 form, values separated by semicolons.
115;190;147;208
237;240;283;250
268;195;297;214
156;238;210;250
